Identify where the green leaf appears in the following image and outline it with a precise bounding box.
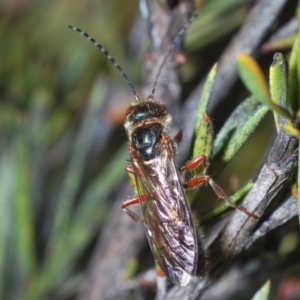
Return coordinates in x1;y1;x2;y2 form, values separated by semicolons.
70;145;129;248
193;114;214;162
237;53;292;120
28;89;50;216
124;258;139;280
188;65;216;204
269;52;288;130
194;64;217;134
298;145;300;226
27;145;128;300
222;105;268;162
14;131;37;280
213;95;258;159
282;121;300;137
189;114;214;205
250;280;271;300
186;6;248;51
288;31;299;114
262;34;295;53
211;103;268;176
193;63;216;161
51;77;107;241
0;148;16;298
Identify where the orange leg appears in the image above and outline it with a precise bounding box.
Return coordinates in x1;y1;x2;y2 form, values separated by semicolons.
121;194;149;209
185;175;258;219
124;162;144;177
121;192;149;222
124;164;135;174
122;162;147;222
181;155;210;173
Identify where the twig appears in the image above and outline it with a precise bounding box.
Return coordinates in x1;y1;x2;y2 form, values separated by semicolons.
165;128;298;299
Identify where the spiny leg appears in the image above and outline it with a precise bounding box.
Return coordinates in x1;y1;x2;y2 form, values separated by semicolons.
173;129;183;145
181;155;210;174
121;194;149;222
185;175;258;219
125;162;144;177
122;163;148;222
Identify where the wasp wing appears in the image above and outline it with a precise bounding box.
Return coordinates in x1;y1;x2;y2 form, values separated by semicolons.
130;135;198;286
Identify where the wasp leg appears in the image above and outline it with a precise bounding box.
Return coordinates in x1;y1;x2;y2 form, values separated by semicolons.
173;129;183;144
123;162;147;222
125;163;134;174
181;155;210;174
121;194;149;222
122;208;143;223
125;163;144;177
184;175;259;219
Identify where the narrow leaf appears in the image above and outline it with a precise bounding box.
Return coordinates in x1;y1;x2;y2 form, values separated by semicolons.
189;114;214;205
222;105;269;163
0;148;16;298
282;122;300;137
213;95;258;159
188;65;216;204
288;30;299;114
262;34;295;53
14;132;37;279
298;145;300;226
193;113;214;161
250;280;271;300
269;52;288;130
194;64;217;134
51;77;107;240
186;6;247;51
237;53;291;120
28;146;128;300
211;104;268;176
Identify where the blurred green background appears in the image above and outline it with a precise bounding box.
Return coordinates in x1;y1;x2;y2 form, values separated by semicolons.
1;1;140;299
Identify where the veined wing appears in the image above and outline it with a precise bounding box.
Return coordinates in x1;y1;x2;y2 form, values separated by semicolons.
130;134;198;286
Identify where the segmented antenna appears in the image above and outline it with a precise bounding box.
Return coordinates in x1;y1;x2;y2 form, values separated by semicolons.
149;12;200;100
68;25;140;102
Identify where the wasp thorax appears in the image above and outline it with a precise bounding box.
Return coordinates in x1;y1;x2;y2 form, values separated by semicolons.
124;100;172;161
131;123;163;160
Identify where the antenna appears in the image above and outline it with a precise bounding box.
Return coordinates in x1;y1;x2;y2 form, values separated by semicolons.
149;12;200;99
68;26;140;102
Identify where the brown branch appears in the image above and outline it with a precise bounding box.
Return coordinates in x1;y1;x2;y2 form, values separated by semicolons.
140;0;194;121
165;128;298;299
200;250;299;300
247;194;298;247
219;131;297;259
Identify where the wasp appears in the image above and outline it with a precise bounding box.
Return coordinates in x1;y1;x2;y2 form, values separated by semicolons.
69;14;255;288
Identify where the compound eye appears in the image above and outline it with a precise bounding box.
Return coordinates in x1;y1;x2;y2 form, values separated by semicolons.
125;106;135;116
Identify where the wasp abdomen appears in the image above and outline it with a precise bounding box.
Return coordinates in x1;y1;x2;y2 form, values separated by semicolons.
132;124;163;160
